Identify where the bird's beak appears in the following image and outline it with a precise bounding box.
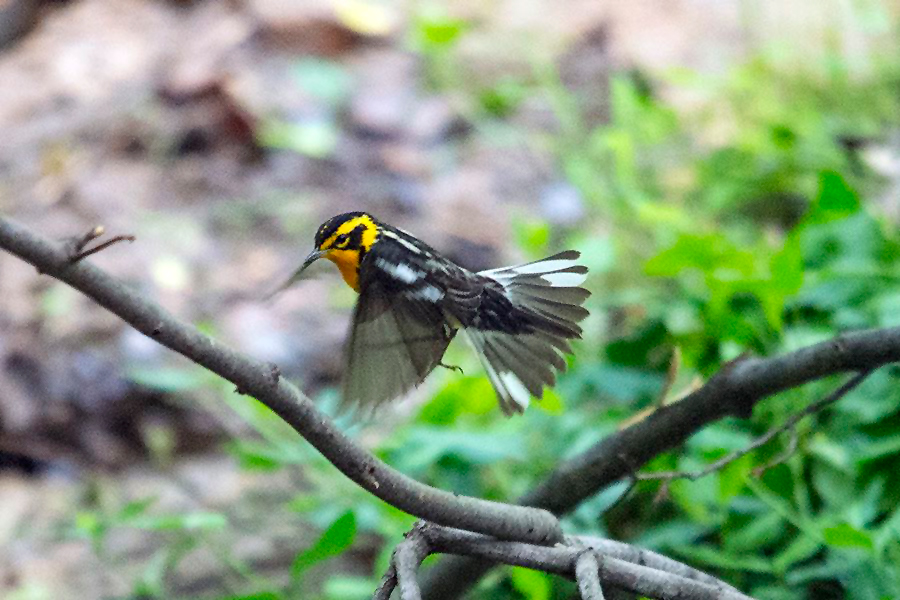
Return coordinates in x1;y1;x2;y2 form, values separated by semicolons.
300;248;327;272
266;249;326;300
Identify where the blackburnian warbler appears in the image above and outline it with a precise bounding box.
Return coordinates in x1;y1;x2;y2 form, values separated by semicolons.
278;212;589;415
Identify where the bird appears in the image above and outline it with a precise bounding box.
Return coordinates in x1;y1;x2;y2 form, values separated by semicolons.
276;211;590;415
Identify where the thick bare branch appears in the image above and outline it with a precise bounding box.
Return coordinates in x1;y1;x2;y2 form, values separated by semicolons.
526;347;896;516
0;217;562;545
637;370;870;482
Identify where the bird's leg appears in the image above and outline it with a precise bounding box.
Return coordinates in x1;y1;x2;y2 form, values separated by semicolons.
438;361;464;375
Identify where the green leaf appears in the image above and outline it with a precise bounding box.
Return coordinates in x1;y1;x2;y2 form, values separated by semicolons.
292;510;357;579
41;284;77;318
227;441;283;471
772;534;822;574
636;200;695;230
74;511;106;540
392;427;524;473
644;233;724;277
856;434;900;462
510;567;552;600
513;219;551;255
674;544;773;573
634;519;706;549
117;497;157;521
745;478;819;540
220;393;305;458
717;453;754;501
770;233;803;294
479;78;527;118
535;387;564;415
823;523;874;550
804;170;860;224
580;363;664;402
417;375;497;425
725;510;786;553
875;504;900;553
415;15;467;48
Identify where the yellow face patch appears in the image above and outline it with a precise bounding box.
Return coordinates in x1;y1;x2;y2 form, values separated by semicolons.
319;214;379;292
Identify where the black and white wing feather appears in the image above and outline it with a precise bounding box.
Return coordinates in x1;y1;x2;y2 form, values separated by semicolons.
341;248;456;414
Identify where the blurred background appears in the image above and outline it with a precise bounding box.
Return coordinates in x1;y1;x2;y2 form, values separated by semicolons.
2;0;900;598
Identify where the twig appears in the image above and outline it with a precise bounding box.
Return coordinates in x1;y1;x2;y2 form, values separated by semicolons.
67;225;135;263
71;234;136;262
575;551;605;600
70;225;105;253
0;216;563;545
752;427;799;477
636;371;870;482
372;564;398;600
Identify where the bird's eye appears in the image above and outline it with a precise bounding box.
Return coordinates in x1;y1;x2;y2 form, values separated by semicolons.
335;234;350;248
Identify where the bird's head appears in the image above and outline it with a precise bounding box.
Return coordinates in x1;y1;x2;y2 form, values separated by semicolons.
312;212;379;256
276;212;381;294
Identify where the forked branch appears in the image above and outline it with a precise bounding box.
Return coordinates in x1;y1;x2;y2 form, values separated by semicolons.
376;523;753;600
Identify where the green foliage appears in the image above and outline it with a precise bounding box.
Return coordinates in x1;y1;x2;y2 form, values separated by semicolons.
292;511;358;580
509;567;553;600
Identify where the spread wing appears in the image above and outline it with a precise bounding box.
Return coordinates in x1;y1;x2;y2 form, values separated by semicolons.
341;267;456;415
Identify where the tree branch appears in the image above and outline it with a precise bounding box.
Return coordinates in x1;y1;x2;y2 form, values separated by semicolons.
0;216;562;545
422;336;899;595
572;536;745;595
373;523;753;600
419;525;754;600
637;370;870;482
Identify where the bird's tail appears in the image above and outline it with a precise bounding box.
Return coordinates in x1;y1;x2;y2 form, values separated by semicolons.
465;251;590;415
